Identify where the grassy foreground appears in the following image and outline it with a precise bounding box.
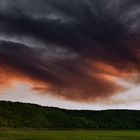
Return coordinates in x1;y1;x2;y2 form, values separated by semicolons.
0;130;140;140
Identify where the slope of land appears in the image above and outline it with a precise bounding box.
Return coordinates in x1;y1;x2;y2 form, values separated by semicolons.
0;101;140;129
0;130;140;140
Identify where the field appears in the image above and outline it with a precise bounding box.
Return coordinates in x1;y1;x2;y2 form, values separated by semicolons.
0;130;140;140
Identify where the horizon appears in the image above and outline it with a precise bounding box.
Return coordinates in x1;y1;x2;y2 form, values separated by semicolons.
0;100;140;111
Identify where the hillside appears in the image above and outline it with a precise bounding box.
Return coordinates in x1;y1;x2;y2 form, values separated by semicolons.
0;101;140;129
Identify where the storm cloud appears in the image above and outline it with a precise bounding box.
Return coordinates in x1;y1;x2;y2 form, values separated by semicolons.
0;0;140;102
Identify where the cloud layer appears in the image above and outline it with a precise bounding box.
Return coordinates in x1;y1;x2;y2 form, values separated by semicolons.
0;0;140;102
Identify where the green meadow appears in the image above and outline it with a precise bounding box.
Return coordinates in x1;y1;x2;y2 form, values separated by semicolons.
0;130;140;140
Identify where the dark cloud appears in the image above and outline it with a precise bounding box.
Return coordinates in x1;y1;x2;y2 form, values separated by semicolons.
0;0;140;102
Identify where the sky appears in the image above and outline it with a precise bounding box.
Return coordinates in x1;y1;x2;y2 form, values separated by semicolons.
0;0;140;110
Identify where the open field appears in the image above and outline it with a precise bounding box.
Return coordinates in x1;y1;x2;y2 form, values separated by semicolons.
0;130;140;140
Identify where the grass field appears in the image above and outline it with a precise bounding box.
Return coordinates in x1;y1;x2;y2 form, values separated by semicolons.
0;130;140;140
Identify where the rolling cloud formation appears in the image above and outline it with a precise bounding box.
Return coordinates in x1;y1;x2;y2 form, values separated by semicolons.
0;0;140;102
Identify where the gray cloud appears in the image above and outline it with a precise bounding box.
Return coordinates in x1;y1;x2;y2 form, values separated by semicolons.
0;0;140;102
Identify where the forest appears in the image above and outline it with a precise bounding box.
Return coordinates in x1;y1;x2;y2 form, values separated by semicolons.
0;101;140;129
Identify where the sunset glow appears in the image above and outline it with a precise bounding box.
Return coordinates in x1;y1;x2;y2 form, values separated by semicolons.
0;0;140;110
